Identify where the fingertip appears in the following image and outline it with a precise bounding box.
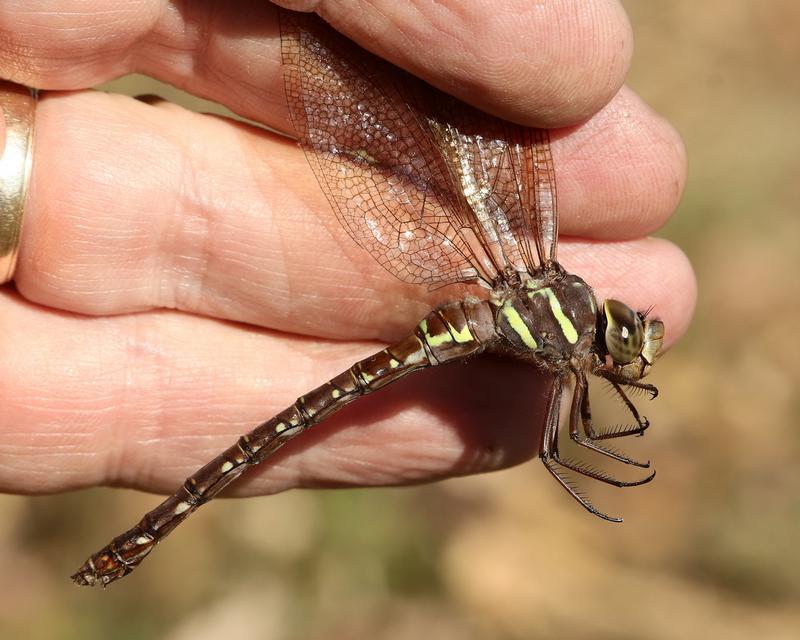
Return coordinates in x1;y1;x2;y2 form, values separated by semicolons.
561;237;696;349
649;238;697;347
502;0;635;127
319;0;633;127
555;86;689;238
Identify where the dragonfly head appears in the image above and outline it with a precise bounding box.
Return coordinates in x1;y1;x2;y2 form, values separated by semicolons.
598;299;664;380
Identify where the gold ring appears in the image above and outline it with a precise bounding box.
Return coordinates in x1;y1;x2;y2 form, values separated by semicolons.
0;81;37;284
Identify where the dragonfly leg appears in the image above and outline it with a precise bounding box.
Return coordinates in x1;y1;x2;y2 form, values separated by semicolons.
539;376;624;523
554;371;654;483
614;378;659;400
539;376;562;459
585;375;653;441
567;371;651;469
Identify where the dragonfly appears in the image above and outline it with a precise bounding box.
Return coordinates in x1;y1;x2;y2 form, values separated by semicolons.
72;10;664;587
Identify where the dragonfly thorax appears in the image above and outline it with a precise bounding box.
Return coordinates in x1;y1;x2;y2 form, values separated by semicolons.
492;270;598;367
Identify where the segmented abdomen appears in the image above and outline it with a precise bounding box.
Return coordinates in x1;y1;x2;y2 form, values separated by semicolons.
72;298;495;586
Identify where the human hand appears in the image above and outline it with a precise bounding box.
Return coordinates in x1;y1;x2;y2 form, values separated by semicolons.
0;0;694;499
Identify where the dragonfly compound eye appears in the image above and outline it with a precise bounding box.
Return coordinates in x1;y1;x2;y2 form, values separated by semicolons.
603;299;644;364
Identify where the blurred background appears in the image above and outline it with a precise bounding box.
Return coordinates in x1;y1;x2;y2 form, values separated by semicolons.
2;1;799;638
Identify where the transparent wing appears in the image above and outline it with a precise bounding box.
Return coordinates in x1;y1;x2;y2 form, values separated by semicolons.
280;11;559;287
518;127;559;265
425;107;559;271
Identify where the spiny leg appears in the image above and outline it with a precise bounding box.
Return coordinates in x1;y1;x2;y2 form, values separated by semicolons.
585;376;654;441
617;378;659;399
539;377;624;523
570;371;652;468
555;371;654;483
540;376;563;458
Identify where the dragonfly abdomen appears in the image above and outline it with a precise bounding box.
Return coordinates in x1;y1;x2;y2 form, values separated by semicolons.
72;299;493;587
415;298;497;363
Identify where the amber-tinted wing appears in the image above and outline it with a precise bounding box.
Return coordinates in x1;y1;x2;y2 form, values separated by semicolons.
280;10;558;287
426;107;559;270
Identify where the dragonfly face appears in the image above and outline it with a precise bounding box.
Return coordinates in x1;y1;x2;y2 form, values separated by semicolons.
596;299;665;381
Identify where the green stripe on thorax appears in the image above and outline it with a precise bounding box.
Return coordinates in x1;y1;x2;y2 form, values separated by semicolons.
499;301;538;350
526;285;579;344
574;281;597;314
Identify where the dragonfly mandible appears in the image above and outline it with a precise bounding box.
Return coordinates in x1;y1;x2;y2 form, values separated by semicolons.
72;9;664;587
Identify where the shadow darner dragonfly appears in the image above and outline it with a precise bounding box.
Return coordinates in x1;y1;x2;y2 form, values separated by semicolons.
72;10;664;587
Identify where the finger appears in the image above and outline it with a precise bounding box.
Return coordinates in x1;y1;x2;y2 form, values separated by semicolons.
15;87;688;338
280;0;633;126
0;0;632;128
0;230;692;497
556;86;687;239
559;237;696;347
0;290;546;496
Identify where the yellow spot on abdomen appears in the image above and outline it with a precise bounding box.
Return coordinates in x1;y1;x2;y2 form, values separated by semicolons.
419;318;453;348
174;502;190;515
448;322;473;344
